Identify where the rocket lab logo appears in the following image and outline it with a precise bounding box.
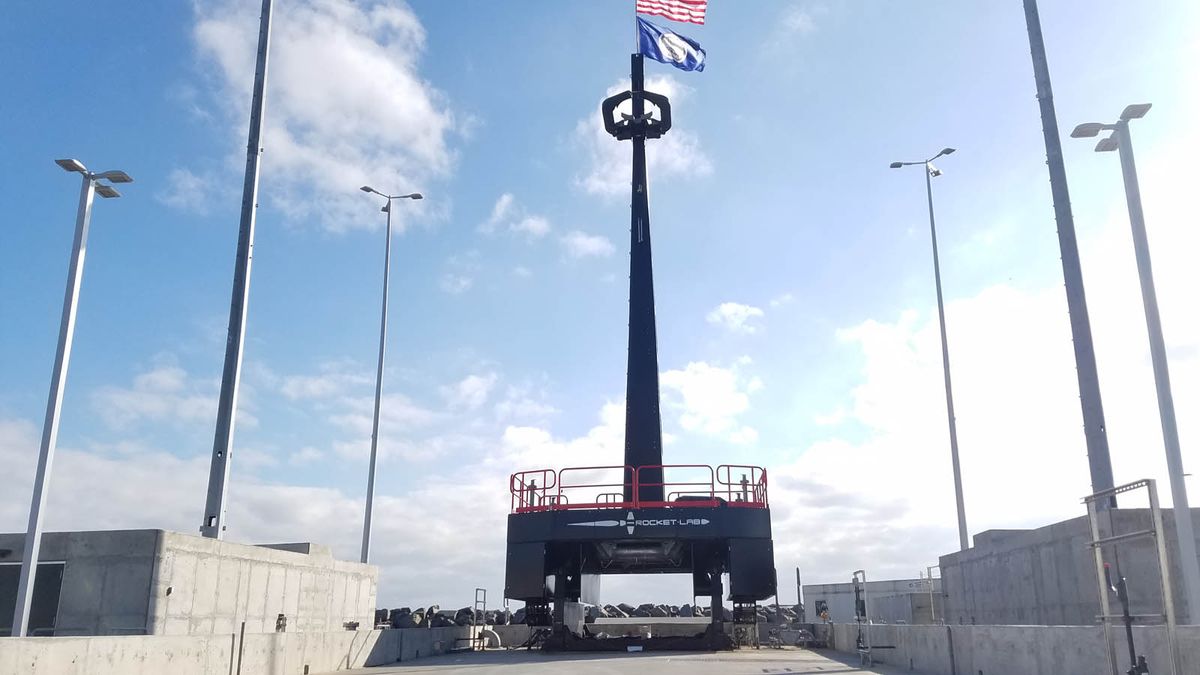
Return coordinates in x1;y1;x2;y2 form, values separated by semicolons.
568;511;710;535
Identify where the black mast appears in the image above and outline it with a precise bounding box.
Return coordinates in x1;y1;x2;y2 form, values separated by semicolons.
624;53;664;502
602;53;673;502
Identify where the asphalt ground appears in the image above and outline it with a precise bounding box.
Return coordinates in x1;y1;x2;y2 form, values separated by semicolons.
339;646;928;675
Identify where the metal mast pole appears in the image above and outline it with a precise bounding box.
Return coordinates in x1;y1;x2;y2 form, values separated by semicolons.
201;0;273;539
623;52;665;503
1114;121;1200;621
926;165;969;551
1023;0;1116;504
11;174;96;637
362;197;393;564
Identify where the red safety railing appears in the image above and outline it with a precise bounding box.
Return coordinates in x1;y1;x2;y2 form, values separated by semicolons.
510;468;556;513
508;464;768;513
717;464;769;508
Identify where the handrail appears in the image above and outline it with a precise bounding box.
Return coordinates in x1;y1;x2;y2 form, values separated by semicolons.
509;463;769;513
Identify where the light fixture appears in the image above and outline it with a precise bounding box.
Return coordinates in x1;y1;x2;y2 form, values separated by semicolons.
406;193;423;200
1095;137;1119;153
1120;103;1152;121
95;170;133;184
55;158;87;174
95;185;122;199
1071;123;1107;138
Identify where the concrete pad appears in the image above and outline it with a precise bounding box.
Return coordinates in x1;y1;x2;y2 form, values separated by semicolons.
334;647;931;674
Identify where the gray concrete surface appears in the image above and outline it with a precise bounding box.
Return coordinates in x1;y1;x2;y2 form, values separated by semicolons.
0;626;473;674
804;578;941;624
940;508;1200;625
336;647;920;674
0;529;377;636
820;622;1200;674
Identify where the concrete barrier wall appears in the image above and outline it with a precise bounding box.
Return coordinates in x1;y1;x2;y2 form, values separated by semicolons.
0;626;473;675
826;623;1200;674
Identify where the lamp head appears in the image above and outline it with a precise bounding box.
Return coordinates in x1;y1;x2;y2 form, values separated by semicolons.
96;170;133;184
56;158;88;174
938;147;956;157
1071;123;1105;138
1120;103;1151;121
95;184;122;199
406;193;423;200
889;162;903;169
360;185;376;194
1095;136;1119;153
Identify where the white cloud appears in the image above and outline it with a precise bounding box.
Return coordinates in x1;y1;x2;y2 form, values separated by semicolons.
478;193;551;239
512;215;551;239
513;265;533;278
441;373;499;411
279;364;370;401
763;3;822;56
561;230;616;258
769;292;795;308
478;193;515;233
288;446;324;466
574;75;713;196
92;364;232;430
157;168;210;214
439;273;473;295
780;5;818;37
192;0;456;232
660;361;761;444
706;302;766;334
494;384;559;423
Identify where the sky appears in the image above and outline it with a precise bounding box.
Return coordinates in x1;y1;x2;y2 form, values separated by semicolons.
1;1;1199;612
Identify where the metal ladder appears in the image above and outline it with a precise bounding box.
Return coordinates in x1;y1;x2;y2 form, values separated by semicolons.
470;588;487;651
1085;479;1182;675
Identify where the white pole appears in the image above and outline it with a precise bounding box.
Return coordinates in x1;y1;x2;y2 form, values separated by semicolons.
1115;120;1200;623
925;164;970;551
11;172;97;637
201;0;273;539
361;198;393;564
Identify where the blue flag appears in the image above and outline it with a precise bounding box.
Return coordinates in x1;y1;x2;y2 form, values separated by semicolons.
637;17;705;72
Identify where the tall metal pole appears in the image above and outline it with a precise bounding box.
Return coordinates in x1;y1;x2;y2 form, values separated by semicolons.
622;52;665;503
201;0;273;539
925;165;969;551
795;567;803;622
12;173;97;637
926;565;938;624
1023;0;1116;505
1113;120;1200;621
361;198;393;564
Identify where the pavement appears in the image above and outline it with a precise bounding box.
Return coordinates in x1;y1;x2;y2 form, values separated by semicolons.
339;647;926;674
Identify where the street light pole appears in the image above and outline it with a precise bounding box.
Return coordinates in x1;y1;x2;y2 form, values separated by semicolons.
1072;104;1200;622
12;159;131;637
358;186;422;564
890;148;970;551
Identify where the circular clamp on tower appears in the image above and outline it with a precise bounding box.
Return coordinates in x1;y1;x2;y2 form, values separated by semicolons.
602;89;672;141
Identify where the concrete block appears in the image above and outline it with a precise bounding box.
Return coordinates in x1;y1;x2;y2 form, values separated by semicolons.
161;551;197;620
245;562;270;627
214;556;243;618
190;556;220;619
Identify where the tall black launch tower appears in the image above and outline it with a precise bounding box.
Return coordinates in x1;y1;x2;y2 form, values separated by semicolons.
502;53;776;651
620;53;667;503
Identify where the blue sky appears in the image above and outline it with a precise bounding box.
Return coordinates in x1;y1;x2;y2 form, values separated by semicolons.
2;1;1198;609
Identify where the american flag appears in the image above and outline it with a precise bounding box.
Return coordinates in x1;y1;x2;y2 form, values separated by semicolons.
635;0;707;26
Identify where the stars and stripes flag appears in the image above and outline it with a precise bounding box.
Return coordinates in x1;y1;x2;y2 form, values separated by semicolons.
635;0;707;26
